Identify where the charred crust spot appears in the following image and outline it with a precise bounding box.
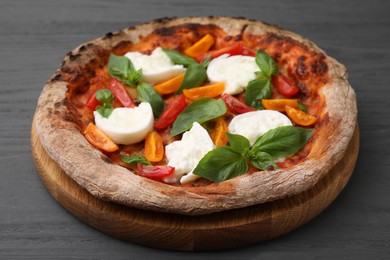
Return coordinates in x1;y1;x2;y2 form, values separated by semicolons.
62;111;80;125
101;155;113;164
155;27;176;36
51;73;62;82
240;24;248;35
112;40;133;55
311;60;328;75
104;32;114;39
153;17;176;24
79;45;87;52
297;55;308;78
297;82;309;98
69;53;81;61
54;100;67;108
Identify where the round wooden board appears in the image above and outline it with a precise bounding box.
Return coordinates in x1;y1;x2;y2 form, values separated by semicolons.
31;117;359;251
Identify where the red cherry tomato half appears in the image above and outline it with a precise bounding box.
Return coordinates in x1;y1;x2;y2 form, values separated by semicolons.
108;78;135;108
86;91;101;110
197;42;255;62
137;164;175;181
222;93;255;114
154;94;187;129
272;74;300;97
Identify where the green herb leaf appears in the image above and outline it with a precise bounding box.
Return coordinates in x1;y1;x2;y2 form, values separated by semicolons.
137;83;165;118
96;103;113;118
255;50;279;78
162;48;197;67
119;155;152;165
170;98;227;137
226;132;250;154
193;146;248;183
96;89;114;104
200;55;212;68
108;53;142;86
177;63;207;93
298;100;309;113
95;89;114;118
245;78;272;109
248;150;278;170
252;126;313;159
120;155;151;165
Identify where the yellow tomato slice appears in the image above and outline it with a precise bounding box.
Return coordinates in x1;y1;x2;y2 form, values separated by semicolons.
262;99;298;111
154;73;185;95
211;117;229;147
183;82;224;100
84;123;119;152
144;131;164;162
184;34;215;58
285;106;317;126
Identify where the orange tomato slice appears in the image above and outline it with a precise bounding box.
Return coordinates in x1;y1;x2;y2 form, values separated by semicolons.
211;117;229;147
154;73;185;95
84;123;119;152
262;99;298;111
184;34;215;58
183;82;224;100
285;106;317;126
144;131;164;162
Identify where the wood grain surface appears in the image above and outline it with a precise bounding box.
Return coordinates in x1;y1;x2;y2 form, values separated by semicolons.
1;0;389;259
30;118;359;251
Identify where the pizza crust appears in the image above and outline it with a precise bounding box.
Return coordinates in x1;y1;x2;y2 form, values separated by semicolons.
35;17;357;215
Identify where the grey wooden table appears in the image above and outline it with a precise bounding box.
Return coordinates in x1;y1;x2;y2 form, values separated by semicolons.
1;0;389;259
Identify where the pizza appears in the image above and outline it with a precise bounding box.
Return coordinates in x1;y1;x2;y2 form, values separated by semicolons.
34;17;357;215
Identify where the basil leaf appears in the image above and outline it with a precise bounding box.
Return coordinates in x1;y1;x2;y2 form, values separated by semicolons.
108;53;142;86
96;103;113;118
120;155;151;165
200;55;212;68
226;133;250;154
177;63;207;93
170;98;227;137
162;48;197;67
248;150;278;170
193;147;248;183
137;83;165;118
245;78;272;109
255;50;279;78
298;100;309;113
252;126;313;159
96;89;114;104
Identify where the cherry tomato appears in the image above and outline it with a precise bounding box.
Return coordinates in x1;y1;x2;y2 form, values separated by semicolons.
144;131;164;162
184;34;215;58
86;92;101;110
262;99;298;112
108;78;135;108
272;74;300;97
84;123;119;152
222;93;255;114
211;117;229;147
137;164;175;181
154;94;187;129
197;42;255;62
183;82;224;100
154;73;185;95
285;106;317;126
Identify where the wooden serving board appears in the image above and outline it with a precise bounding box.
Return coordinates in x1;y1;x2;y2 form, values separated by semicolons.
31;118;359;251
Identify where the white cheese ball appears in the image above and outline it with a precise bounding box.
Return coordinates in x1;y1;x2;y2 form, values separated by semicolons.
125;47;186;85
94;102;154;145
207;54;259;95
228;110;292;145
